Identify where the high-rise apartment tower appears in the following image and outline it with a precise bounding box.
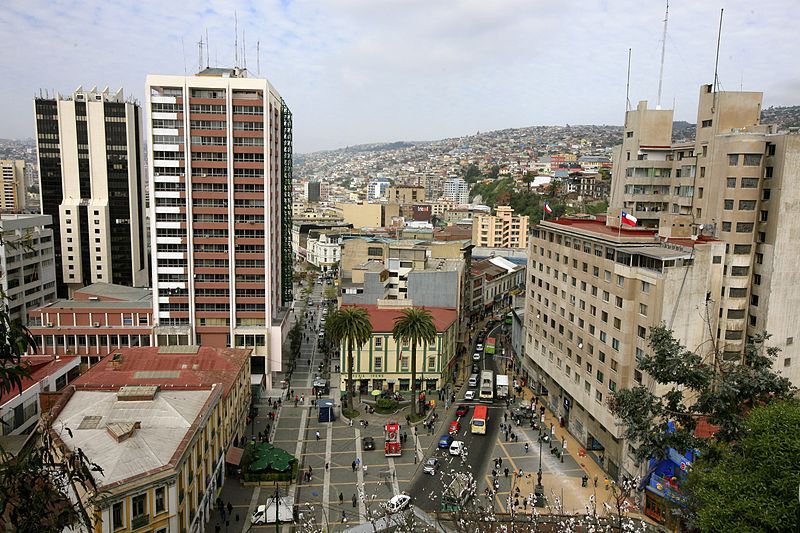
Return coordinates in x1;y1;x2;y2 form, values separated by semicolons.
145;68;293;385
33;87;149;297
0;160;27;211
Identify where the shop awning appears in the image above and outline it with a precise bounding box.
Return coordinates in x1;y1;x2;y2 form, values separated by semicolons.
226;446;244;466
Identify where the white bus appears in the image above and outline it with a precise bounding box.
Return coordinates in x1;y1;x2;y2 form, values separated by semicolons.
479;370;494;400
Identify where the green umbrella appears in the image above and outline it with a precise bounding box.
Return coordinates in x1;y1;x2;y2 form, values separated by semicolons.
371;389;381;396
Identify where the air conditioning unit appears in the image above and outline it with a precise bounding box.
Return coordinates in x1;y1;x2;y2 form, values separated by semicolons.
93;322;101;327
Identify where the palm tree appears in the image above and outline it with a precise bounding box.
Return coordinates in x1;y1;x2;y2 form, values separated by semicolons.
392;308;438;416
326;307;373;410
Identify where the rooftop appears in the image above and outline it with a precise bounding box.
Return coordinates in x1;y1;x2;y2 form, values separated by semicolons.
0;356;78;407
52;388;215;488
541;216;718;248
73;346;251;398
73;283;151;302
345;304;458;333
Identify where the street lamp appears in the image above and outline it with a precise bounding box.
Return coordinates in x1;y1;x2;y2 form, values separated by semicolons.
534;435;545;507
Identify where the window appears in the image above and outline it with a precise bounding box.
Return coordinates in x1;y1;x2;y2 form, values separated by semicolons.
739;200;756;210
595;390;603;404
731;266;749;276
400;357;409;371
701;119;712;128
722;222;732;232
615;296;623;308
596;370;604;383
741;178;759;188
728;154;739;166
641;281;650;293
637;326;647;339
428;356;436;371
374;357;382;371
743;154;762;166
611;359;618;372
751;294;759;307
760;210;769;222
736;222;754;233
640;303;648;316
726;177;736;188
763;189;771;200
374;337;383;351
112;502;124;529
724;199;734;210
155;486;166;514
616;275;624;287
613;317;621;330
612;338;620;351
132;493;147;523
765;166;774;178
767;143;776;156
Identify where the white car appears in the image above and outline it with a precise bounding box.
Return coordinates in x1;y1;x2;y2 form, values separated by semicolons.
385;494;411;513
476;343;484;351
251;505;267;524
449;440;465;456
423;457;439;475
464;390;475;401
472;352;481;361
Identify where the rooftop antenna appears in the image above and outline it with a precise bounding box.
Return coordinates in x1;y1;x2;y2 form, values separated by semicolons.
243;28;247;69
625;48;632;114
205;28;210;68
656;0;669;109
234;10;238;67
257;40;261;76
181;37;187;75
198;36;204;72
711;8;724;113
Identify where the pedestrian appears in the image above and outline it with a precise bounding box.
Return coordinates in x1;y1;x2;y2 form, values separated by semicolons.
355;457;360;468
339;492;344;504
352;460;356;472
227;502;233;516
525;442;529;454
504;467;509;478
363;464;368;475
593;476;598;488
352;494;357;507
604;477;610;491
326;462;329;471
316;431;320;441
349;418;353;427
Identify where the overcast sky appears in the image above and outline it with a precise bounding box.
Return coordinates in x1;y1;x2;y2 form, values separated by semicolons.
2;0;797;153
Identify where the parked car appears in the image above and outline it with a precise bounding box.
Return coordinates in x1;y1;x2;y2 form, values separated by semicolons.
464;390;476;401
476;343;484;351
471;363;481;374
448;420;461;435
251;505;267;524
385;494;412;513
455;404;469;417
423;457;439;475
362;436;375;451
438;434;453;449
449;440;465;456
472;352;481;361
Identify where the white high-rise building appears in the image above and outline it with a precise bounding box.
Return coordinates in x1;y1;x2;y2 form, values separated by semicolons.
443;177;469;204
33;87;149;297
146;67;293;386
0;160;27;211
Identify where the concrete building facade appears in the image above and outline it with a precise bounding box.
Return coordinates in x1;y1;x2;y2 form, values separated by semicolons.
0;160;27;211
34;87;149;297
609;84;800;384
472;205;529;248
145;68;293;387
524;216;725;480
0;214;57;324
443;177;469;204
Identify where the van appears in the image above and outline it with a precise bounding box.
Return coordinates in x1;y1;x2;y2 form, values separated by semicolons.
468;374;478;388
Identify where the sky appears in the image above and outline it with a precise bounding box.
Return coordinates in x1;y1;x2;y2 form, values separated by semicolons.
1;0;798;153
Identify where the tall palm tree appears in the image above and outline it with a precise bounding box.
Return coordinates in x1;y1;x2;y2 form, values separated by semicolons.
392;308;438;416
326;307;373;410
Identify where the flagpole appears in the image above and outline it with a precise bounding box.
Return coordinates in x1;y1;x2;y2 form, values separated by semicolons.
618;212;622;238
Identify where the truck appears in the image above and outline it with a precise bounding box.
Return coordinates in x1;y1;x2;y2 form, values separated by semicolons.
496;374;509;399
485;337;496;355
440;472;473;512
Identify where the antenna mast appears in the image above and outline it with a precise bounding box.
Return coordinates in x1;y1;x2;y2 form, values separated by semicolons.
625;48;632;113
182;38;187;75
712;9;724;112
234;11;239;67
257;41;261;75
198;36;204;72
656;0;669;109
243;28;247;69
205;29;210;68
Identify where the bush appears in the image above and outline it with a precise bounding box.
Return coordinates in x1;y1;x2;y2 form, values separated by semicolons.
375;398;399;413
342;407;360;419
407;412;425;423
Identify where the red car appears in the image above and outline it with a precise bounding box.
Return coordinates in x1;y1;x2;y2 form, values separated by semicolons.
448;420;461;435
455;404;469;417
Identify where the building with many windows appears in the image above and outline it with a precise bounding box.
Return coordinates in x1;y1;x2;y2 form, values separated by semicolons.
0;214;57;324
442;177;469;204
337;304;458;393
145;68;293;387
49;344;251;533
27;282;153;366
609;84;800;384
0;160;27;211
472;205;529;249
33;87;149;297
524;216;725;480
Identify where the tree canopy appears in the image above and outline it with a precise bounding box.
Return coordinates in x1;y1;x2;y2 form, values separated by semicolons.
392;308;438;415
326;307;373;410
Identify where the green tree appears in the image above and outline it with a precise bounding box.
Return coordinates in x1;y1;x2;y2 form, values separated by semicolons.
688;399;800;532
392;308;438;416
611;324;794;465
326;307;373;410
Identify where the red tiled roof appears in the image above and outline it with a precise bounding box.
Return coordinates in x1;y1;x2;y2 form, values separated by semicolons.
694;418;719;439
344;305;458;333
0;356;78;407
73;346;251;398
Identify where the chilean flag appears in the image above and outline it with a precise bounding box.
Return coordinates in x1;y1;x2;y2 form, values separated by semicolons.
544;202;553;214
620;211;638;227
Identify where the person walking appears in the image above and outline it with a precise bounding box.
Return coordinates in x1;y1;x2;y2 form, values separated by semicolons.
604;477;610;491
504;467;509;478
339;492;344;504
352;460;357;472
524;442;529;454
316;431;320;441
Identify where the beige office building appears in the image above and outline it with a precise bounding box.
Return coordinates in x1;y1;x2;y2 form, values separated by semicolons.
609;84;800;383
386;185;425;205
0;160;26;211
525;216;724;479
472;205;529;248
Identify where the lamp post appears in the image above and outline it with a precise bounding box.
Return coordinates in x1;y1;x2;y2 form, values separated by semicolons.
534;434;545;507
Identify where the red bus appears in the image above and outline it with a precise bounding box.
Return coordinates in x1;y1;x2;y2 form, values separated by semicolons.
384;420;401;456
470;405;488;435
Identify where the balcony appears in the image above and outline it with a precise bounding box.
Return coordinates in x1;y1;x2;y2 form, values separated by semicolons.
131;514;150;530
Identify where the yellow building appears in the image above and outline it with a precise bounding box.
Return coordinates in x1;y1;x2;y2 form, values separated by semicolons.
48;345;251;533
338;304;459;393
472;205;529;248
336;202;401;229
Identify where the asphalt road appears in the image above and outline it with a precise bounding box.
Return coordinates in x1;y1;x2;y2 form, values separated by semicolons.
407;321;508;512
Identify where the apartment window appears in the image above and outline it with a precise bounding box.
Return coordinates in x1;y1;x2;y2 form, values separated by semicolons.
604;270;611;282
728;154;739;166
753;274;762;285
112;502;124;530
724;199;734;210
641;281;650;293
596;370;604;383
760;210;769;222
637;326;647;339
765;166;774;178
599;331;607;343
601;311;608;322
763;189;771;200
731;266;749;276
722;222;732;232
788;337;794;346
626;131;633;138
586;362;592;374
374;357;382;371
374;337;383;351
595;390;603;404
616;275;624;287
613;317;621;330
758;231;766;243
736;222;754;233
741;178;759;188
640;303;648;316
610;359;618;372
602;291;609;303
750;294;759;307
634;369;642;384
730;287;748;298
612;338;620;351
739;200;756;210
155;486;166;514
400;357;409;371
593;266;599;277
428;356;436;371
615;296;622;308
755;253;763;265
700;167;706;178
743;154;762;166
726;177;736;188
